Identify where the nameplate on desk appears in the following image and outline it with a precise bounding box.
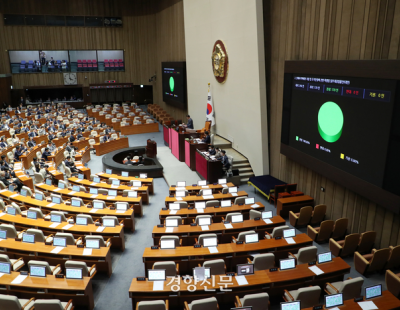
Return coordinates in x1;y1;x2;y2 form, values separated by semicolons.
169;195;174;198
190;223;197;226
308;261;316;266
194;244;201;248
275;236;282;240
45;241;52;245
269;267;278;272
254;217;261;221
77;244;84;248
313;305;323;310
110;206;116;210
137;277;146;281
188;206;194;210
20;271;28;275
157;224;164;228
354;297;363;302
236;241;244;245
15;238;21;242
55;274;65;278
226;272;235;276
214;205;220;208
238;203;244;206
162;208;168;211
151;246;159;250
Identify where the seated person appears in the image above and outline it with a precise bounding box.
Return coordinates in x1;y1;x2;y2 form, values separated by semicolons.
27;137;36;148
0;159;15;178
69;134;76;143
208;145;216;155
102;134;110;143
65;156;78;173
0;138;8;148
14;145;25;161
76;131;83;140
124;156;134;165
41;148;52;161
11;134;19;145
0;171;22;192
201;131;211;144
221;150;230;171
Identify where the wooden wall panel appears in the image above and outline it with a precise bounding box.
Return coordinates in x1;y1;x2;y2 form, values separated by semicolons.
267;0;400;248
0;0;187;118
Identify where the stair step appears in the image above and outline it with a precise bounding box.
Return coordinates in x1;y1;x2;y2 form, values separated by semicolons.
237;167;253;173
240;177;250;184
240;172;255;178
233;163;251;168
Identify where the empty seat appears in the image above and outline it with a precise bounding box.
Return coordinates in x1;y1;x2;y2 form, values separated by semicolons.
329;233;360;257
34;299;74;310
205;200;219;208
307;220;334;243
184;297;218;310
288;245;317;265
0;253;25;271
0;223;23;238
26;228;54;243
85;235;111;247
354;248;391;275
386;245;400;270
197;233;217;246
234;197;246;205
289;206;313;227
65;260;96;278
249;209;261;220
202;259;225;275
55;232;82;245
283;286;321;309
357;231;376;254
153;261;178;277
28;260;61;275
235;293;269;310
248;253;275;271
324;277;364;300
265;225;290;239
385;270;400;298
137;300;168;310
0;295;35;310
309;204;327;225
233;230;256;243
331;218;348;240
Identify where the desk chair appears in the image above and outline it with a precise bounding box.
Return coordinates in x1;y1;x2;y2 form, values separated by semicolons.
170;201;188;209
65;260;96;278
26;228;54;243
265;225;290;239
221;188;229;194
165;216;184;225
196;234;218;246
249;209;261;220
283;286;321;309
0;295;35;310
309;204;327;225
194;215;212;225
202;259;226;275
0;223;24;238
84;235;111;247
26;207;46;219
223;212;241;222
386;270;400;298
89;139;96;154
76;214;94;224
102;216;123;226
248;253;275;271
0;254;25;271
28;260;61;275
71;197;85;206
0;181;6;190
159;236;182;247
0;200;5;211
184;297;219;310
153;261;178;277
55;233;82;245
331;218;348;240
49;193;65;203
48;211;71;222
289;206;313;227
329;233;360;257
22;186;33;197
235;293;269;310
232;230;256;243
234;197;246;205
34;299;74;310
386;245;400;270
7;203;25;215
324;277;364;300
97;188;108;195
288;245;317;265
357;231;376;254
354;248;391;275
206;200;219;208
34;172;44;183
307;220;334;243
137;300;168;310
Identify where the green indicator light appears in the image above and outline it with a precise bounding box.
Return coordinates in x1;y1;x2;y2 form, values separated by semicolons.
318;101;344;143
169;77;175;92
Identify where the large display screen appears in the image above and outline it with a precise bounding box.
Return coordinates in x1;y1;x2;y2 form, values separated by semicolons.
281;60;400;213
288;74;395;187
162;62;187;109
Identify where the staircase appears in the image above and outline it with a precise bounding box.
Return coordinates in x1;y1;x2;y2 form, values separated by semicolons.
213;135;255;184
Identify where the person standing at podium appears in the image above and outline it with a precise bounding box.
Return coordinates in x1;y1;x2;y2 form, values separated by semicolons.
184;115;194;129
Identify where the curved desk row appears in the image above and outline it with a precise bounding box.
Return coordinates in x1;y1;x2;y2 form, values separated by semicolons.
164;191;248;207
129;257;351;309
0;212;125;250
152;216;286;245
0;189;135;231
142;233;313;274
168;183;235;195
97;172;154;194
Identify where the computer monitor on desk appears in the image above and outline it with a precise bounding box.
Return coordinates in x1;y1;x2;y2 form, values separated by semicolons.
20;188;28;197
365;284;382;299
0;262;11;274
22;233;35;244
198;217;211;226
90;188;98;194
58;181;65;189
46;179;52;186
66;268;83;279
35;193;43;201
121;171;129;177
203;236;218;247
112;180;120;186
317;252;332;264
77;173;84;179
53;236;67;247
93;202;104;209
177;181;186;187
51;214;62;223
76;217;88;226
72;185;81;192
0;230;7;240
279;258;296;271
165;219;179;227
281;301;300;310
108;190;117;197
283;229;296;238
86;239;100;249
231;214;244;223
245;197;255;205
245;233;259;244
237;264;254;275
148;269;166;281
132;181;142;187
221;200;231;207
106;169;112;174
218;179;227;185
160;239;176;249
169;203;180;210
140;173;147;179
228;187;238;193
103;218;115;227
202;189;212;196
29;265;47;278
195;202;206;209
93;177;101;183
193;267;211;279
198;180;207;186
325;293;343;308
262;211;273;219
52;196;61;204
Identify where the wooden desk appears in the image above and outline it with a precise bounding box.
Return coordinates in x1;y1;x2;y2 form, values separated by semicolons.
94;137;129;156
33;135;48;145
68;177;149;205
303;291;400;310
196;151;223;184
159;202;265;223
0;237;112;277
130;258;349;309
97;172;154;194
13;163;34;190
152;216;286;245
75;147;91;164
185;140;209;170
49;147;66;167
74;161;91;180
120;123;159;135
46;162;64;181
72;139;89;151
277;195;314;217
21;145;41;169
142;233;313;274
52;136;69;147
0;189;136;231
169;183;235;195
35;183;144;216
0;212;125;250
164;191;248;207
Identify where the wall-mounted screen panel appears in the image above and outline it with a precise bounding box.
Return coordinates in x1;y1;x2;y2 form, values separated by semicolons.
281;60;400;213
162;61;187;109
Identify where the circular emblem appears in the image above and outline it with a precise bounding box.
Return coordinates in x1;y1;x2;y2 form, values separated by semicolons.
318;101;344;143
211;40;229;83
169;77;175;92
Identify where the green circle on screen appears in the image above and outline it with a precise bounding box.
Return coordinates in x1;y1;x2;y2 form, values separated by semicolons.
169;77;175;92
318;101;344;143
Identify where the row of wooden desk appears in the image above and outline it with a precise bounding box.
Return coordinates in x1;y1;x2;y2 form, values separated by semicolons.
97;172;154;194
94;137;129;156
164;191;248;207
120;122;159;135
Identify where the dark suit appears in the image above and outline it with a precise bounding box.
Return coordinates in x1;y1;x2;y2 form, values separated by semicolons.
28;132;38;138
42;151;51;161
209;148;216;155
202;135;211;144
27;141;36;148
14;150;23;161
0;142;7;148
221;155;230;169
124;160;134;165
69;136;76;143
187;118;194;129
